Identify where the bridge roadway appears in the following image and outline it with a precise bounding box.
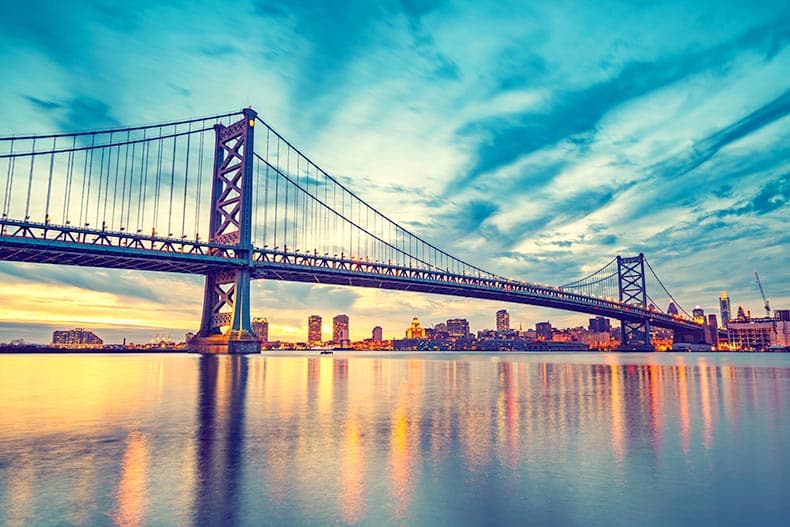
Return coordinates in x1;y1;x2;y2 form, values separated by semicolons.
0;219;702;333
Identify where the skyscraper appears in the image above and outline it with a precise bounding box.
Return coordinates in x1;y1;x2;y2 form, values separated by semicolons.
496;309;510;332
333;314;349;344
668;302;679;316
372;326;383;342
446;318;470;338
719;292;731;328
308;315;322;345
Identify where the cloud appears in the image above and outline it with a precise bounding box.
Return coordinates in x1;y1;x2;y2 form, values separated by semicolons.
450;19;789;193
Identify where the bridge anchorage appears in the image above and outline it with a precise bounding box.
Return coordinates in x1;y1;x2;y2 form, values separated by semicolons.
0;107;705;353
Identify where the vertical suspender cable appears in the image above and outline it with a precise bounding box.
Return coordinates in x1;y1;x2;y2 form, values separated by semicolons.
194;128;205;240
110;141;121;229
138;132;149;232
167;125;177;236
262;128;270;245
24;136;36;220
2;139;14;218
95;133;107;227
44;136;55;223
63;136;76;224
181;123;191;239
124;139;135;231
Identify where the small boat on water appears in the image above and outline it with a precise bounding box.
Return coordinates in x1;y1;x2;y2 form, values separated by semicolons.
320;349;333;355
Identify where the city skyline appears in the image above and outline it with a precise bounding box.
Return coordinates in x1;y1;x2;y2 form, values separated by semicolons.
0;0;788;344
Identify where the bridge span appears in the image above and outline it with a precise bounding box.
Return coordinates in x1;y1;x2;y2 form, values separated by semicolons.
0;109;703;351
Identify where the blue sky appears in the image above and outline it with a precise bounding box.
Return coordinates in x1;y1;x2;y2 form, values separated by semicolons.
0;0;788;343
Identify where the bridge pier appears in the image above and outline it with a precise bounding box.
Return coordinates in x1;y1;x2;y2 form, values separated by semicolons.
188;108;261;354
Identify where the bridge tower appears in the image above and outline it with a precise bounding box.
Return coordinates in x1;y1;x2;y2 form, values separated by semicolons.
617;253;652;350
189;109;261;354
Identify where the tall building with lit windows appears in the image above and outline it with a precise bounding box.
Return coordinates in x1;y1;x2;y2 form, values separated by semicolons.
308;315;322;345
447;319;470;338
333;314;349;344
719;292;731;328
372;326;383;342
496;309;510;332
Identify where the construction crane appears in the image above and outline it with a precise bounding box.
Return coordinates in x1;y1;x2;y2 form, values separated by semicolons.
754;272;771;317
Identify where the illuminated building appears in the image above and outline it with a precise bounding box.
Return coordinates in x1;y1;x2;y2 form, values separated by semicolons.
446;318;470;338
308;315;322;345
692;306;705;324
727;314;790;351
668;302;679;316
252;317;269;342
719;292;731;328
52;328;103;346
333;314;350;345
405;318;427;339
496;309;510;332
372;326;383;342
536;321;553;341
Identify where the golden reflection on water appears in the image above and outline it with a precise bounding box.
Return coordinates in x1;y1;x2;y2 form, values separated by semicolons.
114;431;149;527
0;353;787;525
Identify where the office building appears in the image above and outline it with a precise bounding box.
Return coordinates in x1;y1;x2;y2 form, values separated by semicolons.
719;292;731;328
447;318;470;338
588;316;611;333
692;306;705;324
372;326;383;342
668;302;679;316
333;314;350;344
536;321;553;341
727;318;790;351
308;315;322;345
252;317;269;342
496;309;510;332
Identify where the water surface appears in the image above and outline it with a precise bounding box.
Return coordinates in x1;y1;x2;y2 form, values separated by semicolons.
0;352;787;526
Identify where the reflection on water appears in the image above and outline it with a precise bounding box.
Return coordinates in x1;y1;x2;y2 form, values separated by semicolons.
0;353;787;526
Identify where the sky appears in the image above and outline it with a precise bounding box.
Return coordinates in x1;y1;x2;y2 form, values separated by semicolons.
0;0;788;344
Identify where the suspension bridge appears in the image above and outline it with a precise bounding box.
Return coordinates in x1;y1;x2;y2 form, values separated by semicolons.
0;109;703;352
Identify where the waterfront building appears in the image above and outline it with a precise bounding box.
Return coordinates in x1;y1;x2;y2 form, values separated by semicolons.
447;318;470;338
252;317;269;342
719;292;731;328
692;306;705;324
496;309;510;332
588;316;611;333
406;318;427;339
52;328;103;346
333;314;349;345
727;314;790;351
308;315;322;345
536;321;553;341
667;302;679;316
372;326;383;342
